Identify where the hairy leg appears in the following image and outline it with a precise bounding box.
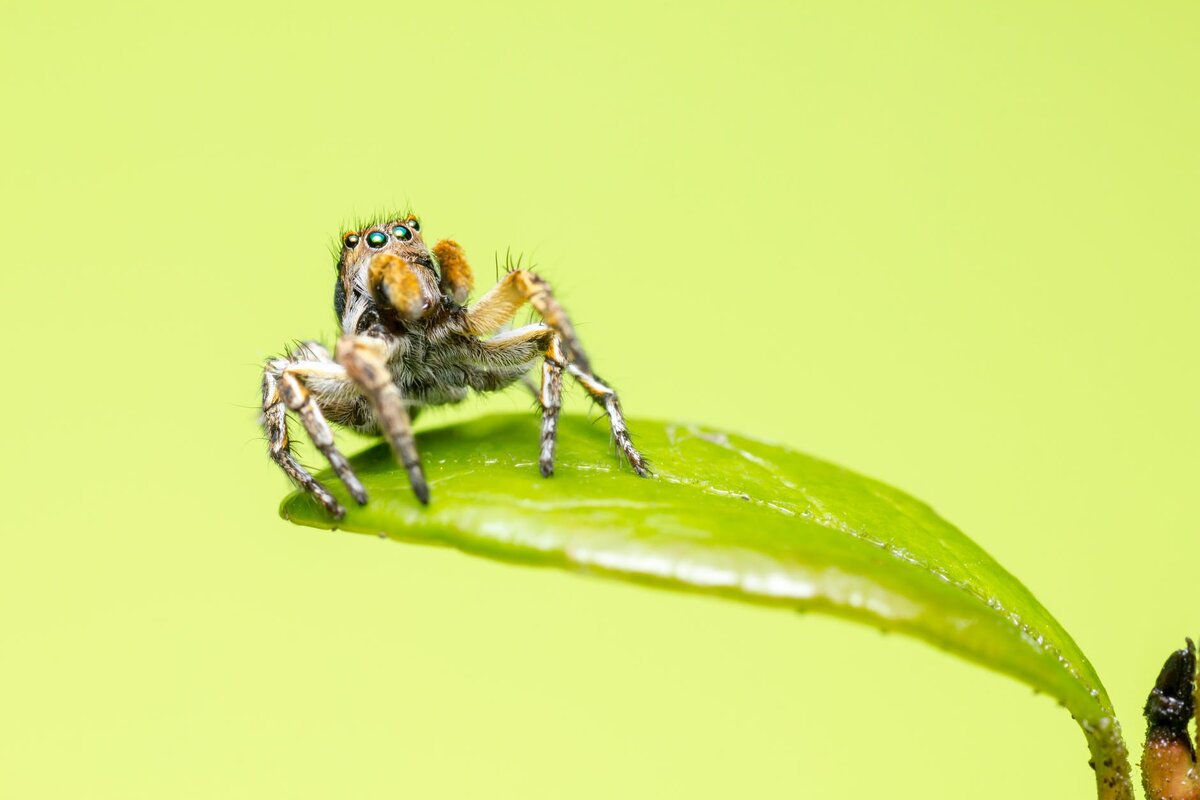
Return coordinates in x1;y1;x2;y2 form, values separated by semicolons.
539;334;565;476
471;323;647;477
336;336;429;504
262;360;345;519
275;360;368;507
565;363;649;477
460;269;592;372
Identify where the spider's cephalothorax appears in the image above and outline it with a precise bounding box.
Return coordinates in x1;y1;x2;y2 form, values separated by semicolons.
261;212;649;517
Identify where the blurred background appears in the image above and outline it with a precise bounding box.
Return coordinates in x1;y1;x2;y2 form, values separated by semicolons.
2;1;1196;797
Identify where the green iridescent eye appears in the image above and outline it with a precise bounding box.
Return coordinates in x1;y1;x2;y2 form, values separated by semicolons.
366;231;388;248
342;233;359;248
392;225;413;241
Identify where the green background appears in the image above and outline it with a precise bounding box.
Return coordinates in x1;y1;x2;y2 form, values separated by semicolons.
3;1;1196;797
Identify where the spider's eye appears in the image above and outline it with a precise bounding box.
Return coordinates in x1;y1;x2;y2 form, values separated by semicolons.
366;231;388;248
407;218;420;232
392;224;413;241
342;233;360;248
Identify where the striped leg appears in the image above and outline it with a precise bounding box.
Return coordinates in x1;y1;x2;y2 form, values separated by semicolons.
461;269;592;372
336;336;429;505
539;334;565;476
566;364;650;477
470;323;563;475
470;323;648;477
275;360;368;507
261;365;344;519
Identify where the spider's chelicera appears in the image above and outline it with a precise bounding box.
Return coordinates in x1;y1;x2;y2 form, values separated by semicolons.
262;212;649;518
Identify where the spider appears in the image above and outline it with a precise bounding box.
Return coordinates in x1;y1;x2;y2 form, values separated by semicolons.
261;212;649;519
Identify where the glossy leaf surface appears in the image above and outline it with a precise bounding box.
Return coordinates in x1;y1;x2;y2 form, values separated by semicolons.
281;414;1132;799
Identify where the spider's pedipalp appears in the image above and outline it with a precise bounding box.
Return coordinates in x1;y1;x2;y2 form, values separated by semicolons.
369;253;438;324
432;239;473;304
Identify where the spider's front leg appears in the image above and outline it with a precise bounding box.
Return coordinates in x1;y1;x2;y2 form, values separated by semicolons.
464;269;648;475
462;268;592;372
335;335;429;505
261;343;367;519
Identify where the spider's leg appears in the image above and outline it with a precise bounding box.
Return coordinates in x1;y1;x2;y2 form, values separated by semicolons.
565;363;650;477
262;361;345;519
460;269;592;372
336;336;429;505
471;324;644;477
470;323;562;474
275;358;368;506
538;334;565;477
468;323;648;479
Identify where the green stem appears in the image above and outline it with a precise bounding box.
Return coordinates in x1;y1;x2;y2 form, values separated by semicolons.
1080;715;1134;800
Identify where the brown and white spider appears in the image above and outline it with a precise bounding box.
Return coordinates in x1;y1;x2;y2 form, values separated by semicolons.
261;212;649;518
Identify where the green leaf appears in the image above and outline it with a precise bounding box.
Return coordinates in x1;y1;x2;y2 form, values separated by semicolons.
281;413;1132;799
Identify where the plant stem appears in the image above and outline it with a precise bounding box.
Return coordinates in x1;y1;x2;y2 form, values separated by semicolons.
1081;715;1135;800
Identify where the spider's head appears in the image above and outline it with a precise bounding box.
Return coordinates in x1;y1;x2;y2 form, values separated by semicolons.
335;214;440;329
338;215;430;273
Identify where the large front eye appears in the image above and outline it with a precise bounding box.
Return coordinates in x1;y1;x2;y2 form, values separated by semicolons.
366;231;388;248
392;224;413;241
343;233;360;248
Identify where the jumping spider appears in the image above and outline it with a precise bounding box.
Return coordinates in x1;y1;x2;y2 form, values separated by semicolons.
262;212;649;518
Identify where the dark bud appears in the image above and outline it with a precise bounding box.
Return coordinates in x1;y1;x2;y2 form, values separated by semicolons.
1142;639;1199;800
1144;638;1196;738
